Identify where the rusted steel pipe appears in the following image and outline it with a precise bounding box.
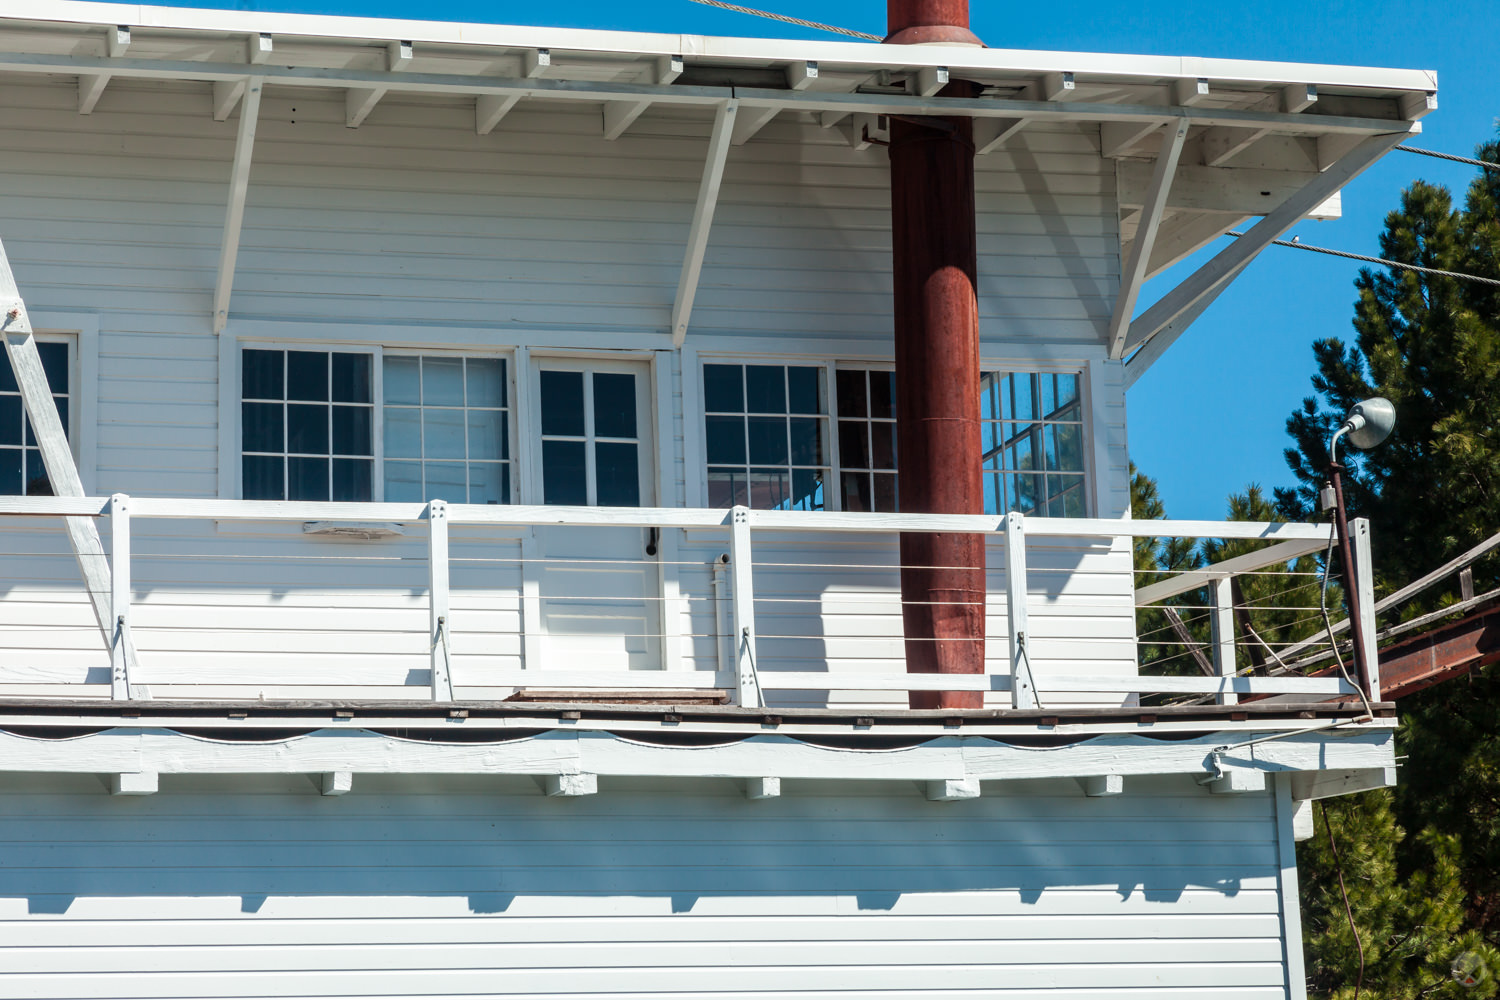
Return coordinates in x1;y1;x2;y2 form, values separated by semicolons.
887;1;985;709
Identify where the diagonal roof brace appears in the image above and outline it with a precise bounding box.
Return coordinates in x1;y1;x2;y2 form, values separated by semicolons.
213;76;263;334
1107;120;1187;359
672;100;738;347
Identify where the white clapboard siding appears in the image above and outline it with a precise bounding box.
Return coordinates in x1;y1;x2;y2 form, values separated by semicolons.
0;771;1293;999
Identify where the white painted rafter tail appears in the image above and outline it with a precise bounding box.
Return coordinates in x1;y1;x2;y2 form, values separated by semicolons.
1121;127;1412;386
1107;120;1186;359
0;246;139;678
603;54;683;141
345;39;411;128
671;99;736;346
213;76;263;334
77;25;129;115
477;48;551;136
248;32;273;64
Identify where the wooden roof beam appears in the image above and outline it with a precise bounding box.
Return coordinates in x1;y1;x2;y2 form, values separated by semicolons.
213;77;262;334
731;61;817;146
602;54;682;141
77;24;128;114
672;100;737;346
1122;126;1413;387
475;47;548;135
346;39;412;128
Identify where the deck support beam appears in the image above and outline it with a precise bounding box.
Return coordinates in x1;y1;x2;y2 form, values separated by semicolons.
1107;121;1186;358
213;77;262;334
0;241;140;687
671;100;736;346
1121;128;1411;387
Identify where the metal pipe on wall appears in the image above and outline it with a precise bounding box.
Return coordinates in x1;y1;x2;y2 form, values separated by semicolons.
886;0;986;709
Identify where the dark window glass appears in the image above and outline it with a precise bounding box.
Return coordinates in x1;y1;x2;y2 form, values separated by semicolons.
595;442;640;507
332;458;372;502
242;455;283;500
540;370;585;436
790;417;823;465
37;342;67;394
873;473;898;512
542;439;587;505
54;398;68;439
288;457;330;501
242;402;282;453
592;372;637;438
0;447;20;495
837;421;867;469
707;467;747;508
0;396;19;446
787;366;822;415
869;370;895;420
790;468;824;511
0;348;16;393
836;368;866;418
703;364;743;412
747;417;787;465
870;422;896;469
286;403;329;454
286;351;328;402
841;472;870;512
748;467;789;509
242;349;282;399
705;415;745;464
331;353;371;404
333;406;372;456
745;365;786;414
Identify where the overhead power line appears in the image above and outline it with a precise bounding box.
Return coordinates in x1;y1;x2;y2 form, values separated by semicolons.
1227;231;1500;289
685;0;881;40
1396;144;1500;172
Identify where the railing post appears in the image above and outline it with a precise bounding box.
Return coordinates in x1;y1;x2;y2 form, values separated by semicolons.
1352;517;1380;701
108;493;131;700
728;506;761;708
428;499;454;702
1005;511;1036;709
1210;576;1238;705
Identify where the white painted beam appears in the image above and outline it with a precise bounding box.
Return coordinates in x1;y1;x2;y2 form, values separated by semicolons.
1107;121;1186;358
0;245;136;679
1281;83;1318;113
540;773;598;797
744;777;780;799
476;47;550;135
925;778;981;801
107;25;131;58
109;771;157;795
248;32;273;64
1399;91;1438;119
1100;119;1165;159
1042;71;1075;100
1201;125;1268;167
213;77;262;334
603;54;683;141
671;99;736;346
320;771;353;796
77;24;128;114
1077;775;1123;797
345;40;412;128
1289;766;1395;801
788;60;819;91
1172;77;1210;106
1291;798;1314;841
1118;162;1339;216
819;109;849;129
731;62;812;146
973;117;1026;154
211;78;245;121
1122;128;1410;383
1206;770;1267;794
914;64;948;97
1133;537;1326;605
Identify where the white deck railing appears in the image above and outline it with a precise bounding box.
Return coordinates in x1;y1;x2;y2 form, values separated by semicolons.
0;495;1370;707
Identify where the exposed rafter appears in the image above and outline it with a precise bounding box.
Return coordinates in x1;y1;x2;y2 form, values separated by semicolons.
475;47;549;135
1121;127;1414;387
603;54;683;141
77;24;128;114
213;77;263;334
346;39;412;128
672;100;738;346
1107;121;1187;359
731;60;817;145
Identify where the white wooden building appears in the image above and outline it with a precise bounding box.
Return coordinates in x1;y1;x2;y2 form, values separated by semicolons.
0;2;1433;996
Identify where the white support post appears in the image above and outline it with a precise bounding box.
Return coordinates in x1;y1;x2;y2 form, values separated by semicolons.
1107;120;1187;358
108;493;132;700
1352;517;1380;700
1210;576;1237;706
428;499;454;702
1005;512;1036;709
1121;129;1411;381
0;243;138;677
213;76;262;334
728;506;761;708
671;100;737;346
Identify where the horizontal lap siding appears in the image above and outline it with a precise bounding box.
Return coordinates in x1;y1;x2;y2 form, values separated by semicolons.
0;772;1289;998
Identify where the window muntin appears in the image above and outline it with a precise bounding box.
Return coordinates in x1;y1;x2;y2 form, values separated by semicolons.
538;366;646;508
704;363;828;511
835;367;898;513
241;348;374;502
383;355;511;505
981;370;1085;517
0;339;68;496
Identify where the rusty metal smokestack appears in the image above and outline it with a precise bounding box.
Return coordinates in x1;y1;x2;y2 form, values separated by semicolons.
886;0;985;709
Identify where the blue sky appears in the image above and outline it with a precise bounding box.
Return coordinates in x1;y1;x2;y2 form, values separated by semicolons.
174;0;1497;518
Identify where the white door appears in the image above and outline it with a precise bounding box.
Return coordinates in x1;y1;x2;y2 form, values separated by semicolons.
529;358;660;671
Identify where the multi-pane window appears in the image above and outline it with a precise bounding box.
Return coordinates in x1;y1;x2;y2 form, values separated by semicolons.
980;371;1086;517
538;366;644;507
384;355;511;504
0;340;68;496
835;368;898;513
241;348;374;502
704;363;827;511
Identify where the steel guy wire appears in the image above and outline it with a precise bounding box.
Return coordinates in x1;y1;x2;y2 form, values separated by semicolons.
685;0;881;40
1396;144;1500;172
1228;231;1500;288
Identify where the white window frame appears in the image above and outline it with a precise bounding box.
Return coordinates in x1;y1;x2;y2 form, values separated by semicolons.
0;327;83;494
692;354;1097;517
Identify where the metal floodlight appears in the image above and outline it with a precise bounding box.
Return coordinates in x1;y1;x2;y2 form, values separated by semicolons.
1340;397;1397;451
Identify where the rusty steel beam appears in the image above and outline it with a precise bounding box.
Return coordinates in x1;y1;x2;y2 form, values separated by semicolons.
1377;599;1500;700
887;1;985;709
